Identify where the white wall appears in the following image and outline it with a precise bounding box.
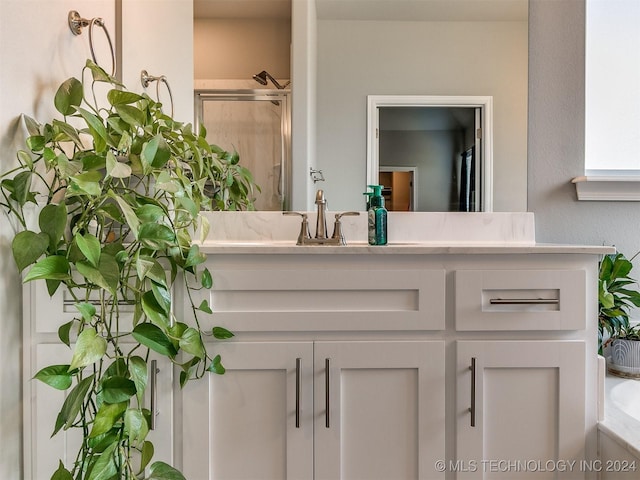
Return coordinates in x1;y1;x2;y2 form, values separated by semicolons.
315;19;528;212
0;2;192;477
0;4;115;476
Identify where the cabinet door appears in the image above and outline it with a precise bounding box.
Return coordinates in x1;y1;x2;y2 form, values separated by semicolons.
26;344;172;480
180;342;314;480
314;341;445;480
456;341;586;479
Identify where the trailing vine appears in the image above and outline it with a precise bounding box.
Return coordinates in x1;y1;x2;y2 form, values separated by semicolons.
1;60;257;480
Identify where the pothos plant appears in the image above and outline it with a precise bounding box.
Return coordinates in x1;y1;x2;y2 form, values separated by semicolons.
0;60;257;480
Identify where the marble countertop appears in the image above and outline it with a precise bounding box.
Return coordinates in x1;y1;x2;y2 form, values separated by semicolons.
196;211;614;255
197;241;614;255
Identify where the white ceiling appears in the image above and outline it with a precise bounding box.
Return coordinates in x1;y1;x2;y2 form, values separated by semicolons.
194;0;528;22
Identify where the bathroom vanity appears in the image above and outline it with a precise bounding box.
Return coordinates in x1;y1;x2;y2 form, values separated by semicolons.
23;212;612;479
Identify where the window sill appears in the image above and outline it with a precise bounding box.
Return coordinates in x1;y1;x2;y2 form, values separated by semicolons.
572;176;640;201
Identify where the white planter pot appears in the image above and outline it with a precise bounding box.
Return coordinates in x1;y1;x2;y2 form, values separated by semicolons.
609;338;640;378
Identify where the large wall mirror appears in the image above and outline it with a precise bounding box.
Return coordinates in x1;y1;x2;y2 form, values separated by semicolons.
194;0;528;212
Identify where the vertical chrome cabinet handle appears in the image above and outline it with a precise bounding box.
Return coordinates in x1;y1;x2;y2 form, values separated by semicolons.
295;358;301;428
150;360;159;430
325;358;331;428
469;357;476;427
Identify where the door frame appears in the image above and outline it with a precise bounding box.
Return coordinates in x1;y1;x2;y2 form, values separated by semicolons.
367;95;493;212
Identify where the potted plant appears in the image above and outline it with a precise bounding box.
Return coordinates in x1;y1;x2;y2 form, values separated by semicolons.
598;252;640;377
0;60;257;479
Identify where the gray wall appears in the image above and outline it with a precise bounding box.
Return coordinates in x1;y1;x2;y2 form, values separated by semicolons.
316;18;528;212
529;0;634;256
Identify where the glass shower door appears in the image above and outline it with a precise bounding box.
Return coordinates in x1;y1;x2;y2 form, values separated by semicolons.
195;90;291;211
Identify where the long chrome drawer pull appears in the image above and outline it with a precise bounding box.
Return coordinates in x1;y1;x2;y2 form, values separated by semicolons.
469;357;476;428
325;358;330;428
150;360;159;430
295;358;301;428
489;298;559;305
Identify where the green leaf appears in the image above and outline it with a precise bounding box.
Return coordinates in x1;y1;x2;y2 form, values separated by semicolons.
39;203;67;252
23;115;41;136
132;323;178;358
26;135;45;152
207;354;225;375
69;171;102;196
89;401;127;438
136;255;167;286
138;223;176;250
185;244;206;268
129;356;148;404
75;261;112;293
78;108;108;153
212;326;234;340
54;77;83;116
50;460;73;480
52;119;83;147
34;365;73;390
53;374;95;435
85;59;114;83
124;408;149;447
101;376;136;403
107;89;144;105
24;256;70;282
148;461;187;480
105;151;132;179
136;204;165;223
201;268;213;289
114;104;146;127
142;290;169;329
58;320;74;347
138;441;155;474
141;134;171;169
75;302;96;323
151;281;171;313
69;327;107;371
11;171;34;205
11;231;49;272
110;191;140;238
179;328;205;359
86;442;118;480
75;233;101;268
198;300;213;314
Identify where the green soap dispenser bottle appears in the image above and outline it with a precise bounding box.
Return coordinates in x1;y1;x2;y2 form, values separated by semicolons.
367;184;387;245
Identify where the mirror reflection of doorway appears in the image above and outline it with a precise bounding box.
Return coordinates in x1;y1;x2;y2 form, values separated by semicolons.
367;96;493;212
379;167;417;211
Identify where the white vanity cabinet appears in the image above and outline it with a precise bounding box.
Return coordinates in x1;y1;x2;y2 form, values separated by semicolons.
181;340;445;480
177;247;603;480
22;282;175;479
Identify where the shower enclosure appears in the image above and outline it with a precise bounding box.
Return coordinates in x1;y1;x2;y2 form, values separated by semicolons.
195;89;291;211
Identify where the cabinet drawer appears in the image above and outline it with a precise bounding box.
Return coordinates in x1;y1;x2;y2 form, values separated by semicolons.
194;268;445;332
455;269;586;331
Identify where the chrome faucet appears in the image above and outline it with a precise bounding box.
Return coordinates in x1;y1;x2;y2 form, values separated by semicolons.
283;190;359;245
315;189;328;239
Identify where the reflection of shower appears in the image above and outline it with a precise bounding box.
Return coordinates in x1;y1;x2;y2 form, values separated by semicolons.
252;70;290;89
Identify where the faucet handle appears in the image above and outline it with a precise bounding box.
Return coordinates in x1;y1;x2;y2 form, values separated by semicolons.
283;211;311;245
335;211;360;220
331;211;360;245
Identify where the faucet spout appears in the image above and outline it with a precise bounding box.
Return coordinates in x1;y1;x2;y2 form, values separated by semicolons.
315;189;328;239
